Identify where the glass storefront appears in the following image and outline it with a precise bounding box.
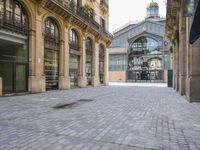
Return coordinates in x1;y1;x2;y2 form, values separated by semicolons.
85;37;92;86
69;54;79;88
99;44;105;84
69;29;80;88
44;17;59;90
0;39;28;93
44;49;59;90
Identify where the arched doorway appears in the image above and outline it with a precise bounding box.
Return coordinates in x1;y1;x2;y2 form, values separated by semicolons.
69;29;80;88
128;36;163;81
85;37;93;86
99;44;105;84
44;17;59;90
0;0;29;94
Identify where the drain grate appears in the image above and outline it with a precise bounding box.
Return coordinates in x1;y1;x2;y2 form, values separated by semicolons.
78;99;94;102
52;102;77;109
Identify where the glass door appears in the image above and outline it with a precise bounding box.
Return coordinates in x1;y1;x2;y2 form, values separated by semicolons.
86;56;92;86
15;64;27;92
0;62;13;93
69;55;79;88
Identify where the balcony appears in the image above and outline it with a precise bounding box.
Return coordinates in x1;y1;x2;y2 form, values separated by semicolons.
45;0;112;40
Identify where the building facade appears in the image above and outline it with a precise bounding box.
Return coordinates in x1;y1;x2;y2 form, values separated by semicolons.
166;0;200;102
109;1;171;82
0;0;112;96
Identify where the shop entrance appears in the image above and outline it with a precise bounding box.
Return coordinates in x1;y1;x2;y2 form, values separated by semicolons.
0;40;28;94
69;55;79;88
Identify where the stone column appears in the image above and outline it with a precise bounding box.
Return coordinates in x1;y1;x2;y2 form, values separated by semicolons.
103;48;109;85
28;15;45;93
0;77;2;96
78;37;87;88
93;41;100;86
59;27;70;90
173;43;179;90
175;39;179;92
173;45;176;89
179;15;186;95
185;17;200;102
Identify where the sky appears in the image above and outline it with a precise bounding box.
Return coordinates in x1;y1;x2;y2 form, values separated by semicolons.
109;0;166;33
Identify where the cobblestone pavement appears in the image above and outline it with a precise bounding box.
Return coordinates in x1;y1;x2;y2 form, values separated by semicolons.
0;83;200;150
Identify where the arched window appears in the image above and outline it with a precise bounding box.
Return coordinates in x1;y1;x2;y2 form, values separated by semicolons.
130;36;161;55
44;17;59;44
0;0;28;35
99;44;105;84
86;37;92;54
86;37;93;86
69;29;79;50
44;17;60;90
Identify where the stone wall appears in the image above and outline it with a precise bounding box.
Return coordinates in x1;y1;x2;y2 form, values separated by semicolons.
0;77;2;96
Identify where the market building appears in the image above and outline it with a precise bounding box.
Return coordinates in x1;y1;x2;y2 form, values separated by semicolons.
109;1;171;83
0;0;112;96
166;0;200;102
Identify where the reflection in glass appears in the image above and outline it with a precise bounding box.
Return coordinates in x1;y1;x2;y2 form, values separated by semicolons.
44;49;59;90
16;64;27;92
128;36;163;81
99;44;104;84
44;17;59;90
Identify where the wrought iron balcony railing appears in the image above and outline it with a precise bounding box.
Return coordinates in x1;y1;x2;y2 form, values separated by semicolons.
100;0;109;9
54;0;112;39
0;10;28;35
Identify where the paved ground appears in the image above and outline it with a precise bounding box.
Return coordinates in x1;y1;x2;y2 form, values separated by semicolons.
0;83;200;150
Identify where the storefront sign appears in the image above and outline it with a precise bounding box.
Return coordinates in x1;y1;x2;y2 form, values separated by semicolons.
183;0;199;16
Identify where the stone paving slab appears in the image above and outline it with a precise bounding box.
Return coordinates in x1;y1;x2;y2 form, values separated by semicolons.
0;83;200;150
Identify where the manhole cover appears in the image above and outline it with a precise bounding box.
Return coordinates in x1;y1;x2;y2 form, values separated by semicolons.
52;102;77;109
78;99;94;102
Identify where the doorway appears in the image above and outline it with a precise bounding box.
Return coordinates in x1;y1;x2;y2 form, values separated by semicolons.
0;62;27;94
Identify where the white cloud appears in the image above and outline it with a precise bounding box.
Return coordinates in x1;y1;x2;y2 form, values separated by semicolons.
109;0;166;32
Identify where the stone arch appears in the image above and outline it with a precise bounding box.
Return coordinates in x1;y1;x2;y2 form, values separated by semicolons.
68;26;83;88
42;14;65;41
16;0;34;30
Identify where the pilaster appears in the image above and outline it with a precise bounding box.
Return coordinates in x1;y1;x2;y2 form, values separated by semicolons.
179;13;186;95
103;48;109;85
93;42;100;86
186;38;200;102
78;36;87;88
28;14;45;93
59;27;70;90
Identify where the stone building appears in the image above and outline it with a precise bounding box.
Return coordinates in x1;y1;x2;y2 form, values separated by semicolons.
166;0;200;102
109;1;170;82
0;0;112;96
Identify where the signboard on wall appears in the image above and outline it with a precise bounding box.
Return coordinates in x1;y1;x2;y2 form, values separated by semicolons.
183;0;199;16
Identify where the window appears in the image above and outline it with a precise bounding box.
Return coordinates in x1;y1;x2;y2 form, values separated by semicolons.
45;18;59;41
69;29;79;49
100;17;105;29
109;54;127;71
